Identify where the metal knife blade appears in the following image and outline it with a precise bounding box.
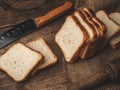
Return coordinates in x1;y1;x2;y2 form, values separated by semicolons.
0;2;73;48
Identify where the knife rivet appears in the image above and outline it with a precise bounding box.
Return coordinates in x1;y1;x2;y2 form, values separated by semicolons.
11;31;15;33
22;25;25;27
6;33;10;36
48;14;52;17
26;22;30;25
0;36;4;40
39;19;43;22
17;27;20;30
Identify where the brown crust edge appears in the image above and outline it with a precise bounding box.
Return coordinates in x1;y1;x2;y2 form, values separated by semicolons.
0;43;43;82
76;10;98;41
82;8;104;38
84;8;107;34
77;9;100;59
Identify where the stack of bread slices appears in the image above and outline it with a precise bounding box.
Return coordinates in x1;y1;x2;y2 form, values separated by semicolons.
0;38;58;82
56;8;120;63
55;8;107;63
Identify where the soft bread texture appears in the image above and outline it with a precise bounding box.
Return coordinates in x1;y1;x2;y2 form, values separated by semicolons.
27;38;58;75
74;9;99;59
0;43;43;82
109;12;120;49
55;15;88;62
96;10;120;49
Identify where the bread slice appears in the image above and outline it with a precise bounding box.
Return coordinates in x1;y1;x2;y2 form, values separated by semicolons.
0;43;43;82
27;38;58;75
74;9;99;59
55;15;89;62
109;12;120;49
96;10;120;49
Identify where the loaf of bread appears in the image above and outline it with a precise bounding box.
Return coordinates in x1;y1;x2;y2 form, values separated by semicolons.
0;43;43;82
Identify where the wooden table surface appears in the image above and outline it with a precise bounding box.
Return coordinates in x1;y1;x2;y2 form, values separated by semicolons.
0;0;120;90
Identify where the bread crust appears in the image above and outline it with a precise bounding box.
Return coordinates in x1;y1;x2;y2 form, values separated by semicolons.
80;9;101;39
0;43;43;82
77;10;98;41
82;8;106;53
70;15;89;62
27;38;58;75
83;8;107;35
77;9;99;59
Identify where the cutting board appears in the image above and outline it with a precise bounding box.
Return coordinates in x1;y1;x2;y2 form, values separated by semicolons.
0;0;120;90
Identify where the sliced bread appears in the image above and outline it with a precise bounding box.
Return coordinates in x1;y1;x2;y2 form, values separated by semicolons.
109;12;120;49
83;8;107;35
74;9;98;59
0;43;43;82
96;10;120;49
82;8;106;51
74;10;97;41
27;38;58;75
55;15;89;62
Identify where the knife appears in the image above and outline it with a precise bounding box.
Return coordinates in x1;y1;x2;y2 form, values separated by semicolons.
0;2;73;48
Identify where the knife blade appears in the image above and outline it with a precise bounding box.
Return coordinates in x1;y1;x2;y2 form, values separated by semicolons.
0;2;73;48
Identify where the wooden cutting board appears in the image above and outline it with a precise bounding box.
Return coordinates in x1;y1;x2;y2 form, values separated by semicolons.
0;0;120;90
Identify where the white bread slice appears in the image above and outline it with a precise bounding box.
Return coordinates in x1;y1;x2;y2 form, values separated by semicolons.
96;10;120;49
109;12;120;49
27;38;58;75
0;43;43;82
55;15;89;62
74;9;98;59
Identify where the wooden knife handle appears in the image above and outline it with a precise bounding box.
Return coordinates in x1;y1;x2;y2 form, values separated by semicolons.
34;2;73;27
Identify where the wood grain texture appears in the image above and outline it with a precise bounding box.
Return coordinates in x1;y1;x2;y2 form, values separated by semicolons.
0;0;120;90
